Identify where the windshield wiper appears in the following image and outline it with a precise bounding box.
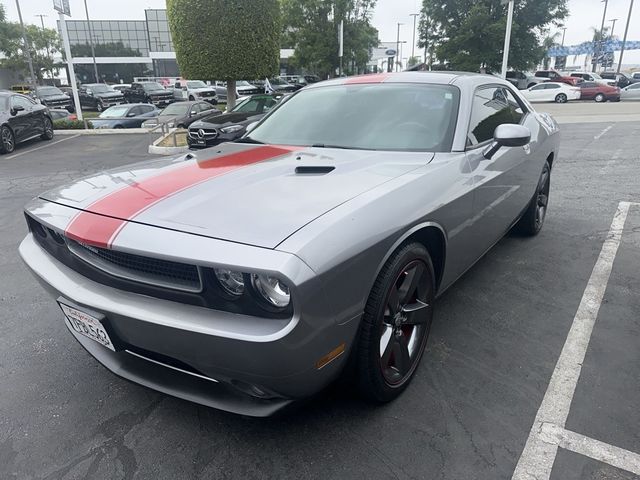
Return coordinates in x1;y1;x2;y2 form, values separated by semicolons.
235;137;264;144
311;143;375;150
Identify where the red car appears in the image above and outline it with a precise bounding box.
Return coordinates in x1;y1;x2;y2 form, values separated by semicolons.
534;70;582;86
578;82;621;102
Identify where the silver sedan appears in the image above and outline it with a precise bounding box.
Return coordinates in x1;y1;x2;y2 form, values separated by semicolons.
20;72;559;416
621;82;640;100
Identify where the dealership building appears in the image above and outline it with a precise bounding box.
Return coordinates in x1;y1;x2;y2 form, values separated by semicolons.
59;9;293;83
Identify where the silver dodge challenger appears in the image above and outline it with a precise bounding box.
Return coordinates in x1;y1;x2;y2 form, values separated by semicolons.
20;72;559;416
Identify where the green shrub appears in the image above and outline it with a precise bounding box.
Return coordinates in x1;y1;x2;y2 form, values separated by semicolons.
53;119;93;130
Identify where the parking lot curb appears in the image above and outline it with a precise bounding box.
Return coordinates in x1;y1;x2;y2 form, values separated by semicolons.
54;128;150;135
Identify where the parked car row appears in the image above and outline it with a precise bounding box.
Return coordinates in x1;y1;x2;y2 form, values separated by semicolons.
506;69;640;91
521;81;622;103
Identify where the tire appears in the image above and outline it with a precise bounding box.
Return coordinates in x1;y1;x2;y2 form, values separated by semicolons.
177;123;186;129
514;160;551;236
40;116;54;140
555;93;568;103
188;95;195;101
0;125;15;154
96;101;104;112
355;242;435;403
595;93;606;103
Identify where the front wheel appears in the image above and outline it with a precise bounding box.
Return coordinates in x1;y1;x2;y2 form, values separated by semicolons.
96;101;104;112
0;126;15;154
555;93;568;103
514;161;551;236
355;242;435;402
595;93;606;103
41;117;54;140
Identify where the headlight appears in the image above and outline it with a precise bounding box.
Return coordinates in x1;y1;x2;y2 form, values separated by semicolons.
214;268;245;296
251;274;290;308
220;125;244;134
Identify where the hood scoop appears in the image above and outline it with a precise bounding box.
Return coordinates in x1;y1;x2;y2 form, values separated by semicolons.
295;166;335;175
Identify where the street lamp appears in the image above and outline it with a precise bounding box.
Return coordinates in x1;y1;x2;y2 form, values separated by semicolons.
15;0;37;87
35;14;51;80
410;13;419;62
396;23;403;72
617;0;635;74
500;0;515;79
593;0;609;72
560;27;567;46
84;0;100;83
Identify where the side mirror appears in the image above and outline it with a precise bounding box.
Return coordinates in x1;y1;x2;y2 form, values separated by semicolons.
246;121;259;133
11;105;25;114
190;110;198;116
483;124;531;160
127;111;137;117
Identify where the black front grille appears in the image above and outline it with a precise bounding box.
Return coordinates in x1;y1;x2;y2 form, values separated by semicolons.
68;240;202;293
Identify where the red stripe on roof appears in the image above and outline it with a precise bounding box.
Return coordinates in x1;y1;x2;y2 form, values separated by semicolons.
65;145;297;248
344;73;391;84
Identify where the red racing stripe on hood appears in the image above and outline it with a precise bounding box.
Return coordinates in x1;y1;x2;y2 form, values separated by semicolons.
344;73;391;84
65;145;297;248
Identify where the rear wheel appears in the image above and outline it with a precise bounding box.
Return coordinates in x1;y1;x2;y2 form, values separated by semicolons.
41;117;54;140
555;93;567;103
96;101;104;112
514;160;551;236
0;126;15;154
595;93;606;103
355;242;435;402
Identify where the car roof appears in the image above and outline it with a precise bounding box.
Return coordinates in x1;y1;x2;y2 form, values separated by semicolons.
304;71;512;90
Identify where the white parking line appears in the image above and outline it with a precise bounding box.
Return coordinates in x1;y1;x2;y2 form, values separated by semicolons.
593;125;613;140
512;201;632;480
6;134;80;160
539;423;640;475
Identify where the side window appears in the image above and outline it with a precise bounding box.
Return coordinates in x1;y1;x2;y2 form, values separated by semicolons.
547;84;560;89
128;106;143;116
140;105;155;113
502;88;525;123
11;95;34;109
531;84;545;91
467;87;514;147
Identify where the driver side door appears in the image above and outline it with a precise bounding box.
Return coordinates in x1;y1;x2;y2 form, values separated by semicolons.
9;95;35;142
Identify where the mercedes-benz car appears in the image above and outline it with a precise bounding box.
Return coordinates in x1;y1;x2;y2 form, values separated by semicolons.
19;72;559;416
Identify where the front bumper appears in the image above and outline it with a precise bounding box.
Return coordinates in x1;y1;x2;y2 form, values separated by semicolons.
19;231;359;416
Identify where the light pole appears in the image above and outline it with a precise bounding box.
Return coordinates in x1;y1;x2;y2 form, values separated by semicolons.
603;18;618;71
593;0;609;72
15;0;37;87
561;27;567;46
410;13;419;63
396;23;403;72
617;0;635;74
500;0;515;79
35;14;51;80
84;0;100;83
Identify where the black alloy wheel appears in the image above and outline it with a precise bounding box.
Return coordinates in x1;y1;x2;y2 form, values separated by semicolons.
355;242;435;402
514;160;551;236
555;93;567;103
41;117;54;140
0;126;15;154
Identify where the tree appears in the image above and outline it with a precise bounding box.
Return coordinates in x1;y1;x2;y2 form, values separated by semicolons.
282;0;379;78
167;0;281;108
541;31;560;69
0;5;62;82
418;0;568;72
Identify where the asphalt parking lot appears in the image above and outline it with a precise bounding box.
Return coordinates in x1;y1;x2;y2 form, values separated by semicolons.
0;116;639;479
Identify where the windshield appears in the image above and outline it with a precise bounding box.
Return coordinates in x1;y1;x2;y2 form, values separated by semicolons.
231;95;281;114
160;103;189;116
187;81;207;89
143;82;165;91
270;78;288;85
37;86;64;96
99;106;130;118
237;81;254;87
247;84;459;152
90;84;115;93
591;73;603;79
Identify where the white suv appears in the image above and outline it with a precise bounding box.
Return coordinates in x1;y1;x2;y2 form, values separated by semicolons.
569;72;617;87
173;80;218;104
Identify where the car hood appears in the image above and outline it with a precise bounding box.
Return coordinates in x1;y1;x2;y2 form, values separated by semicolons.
40;143;433;249
40;94;70;101
147;89;172;96
192;87;216;94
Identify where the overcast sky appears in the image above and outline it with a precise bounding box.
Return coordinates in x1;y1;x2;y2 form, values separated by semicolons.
3;0;639;66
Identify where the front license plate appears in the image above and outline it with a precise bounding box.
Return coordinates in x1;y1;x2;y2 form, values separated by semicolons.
59;302;115;351
196;139;206;145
